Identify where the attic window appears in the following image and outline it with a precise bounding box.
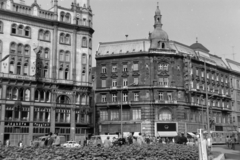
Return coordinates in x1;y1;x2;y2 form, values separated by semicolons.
112;52;114;54
133;49;135;52
107;51;109;53
140;50;142;52
126;51;129;53
162;43;165;49
120;50;122;52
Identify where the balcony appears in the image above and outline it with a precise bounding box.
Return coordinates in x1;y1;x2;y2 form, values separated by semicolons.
33;119;50;122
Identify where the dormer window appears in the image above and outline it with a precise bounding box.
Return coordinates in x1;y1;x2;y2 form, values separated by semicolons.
162;43;165;49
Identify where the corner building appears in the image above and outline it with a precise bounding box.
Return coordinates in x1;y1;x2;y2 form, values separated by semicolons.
95;6;233;137
0;0;94;145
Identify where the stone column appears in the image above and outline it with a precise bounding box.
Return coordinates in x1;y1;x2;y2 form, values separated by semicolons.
0;85;7;142
29;105;34;143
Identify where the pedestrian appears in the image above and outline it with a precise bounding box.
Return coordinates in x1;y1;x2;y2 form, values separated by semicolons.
181;133;187;145
175;132;182;144
47;132;54;146
231;136;235;150
137;133;145;146
96;137;102;147
53;133;60;147
6;139;10;147
226;136;230;148
103;136;112;148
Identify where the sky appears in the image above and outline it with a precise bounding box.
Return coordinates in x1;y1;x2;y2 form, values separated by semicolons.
25;0;240;66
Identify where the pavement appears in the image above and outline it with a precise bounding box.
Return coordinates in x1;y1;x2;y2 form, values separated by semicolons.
212;144;240;160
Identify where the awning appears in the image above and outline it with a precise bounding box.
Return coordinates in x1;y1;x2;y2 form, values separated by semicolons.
157;132;177;137
187;132;196;137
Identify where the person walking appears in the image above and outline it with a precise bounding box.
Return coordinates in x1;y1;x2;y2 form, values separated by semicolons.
226;136;230;148
231;136;235;150
137;133;145;146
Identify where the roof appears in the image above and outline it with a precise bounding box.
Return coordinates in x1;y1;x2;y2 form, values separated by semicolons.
225;59;240;73
190;42;210;53
97;39;150;56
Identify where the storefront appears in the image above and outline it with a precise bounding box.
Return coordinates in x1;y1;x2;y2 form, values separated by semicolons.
155;122;178;137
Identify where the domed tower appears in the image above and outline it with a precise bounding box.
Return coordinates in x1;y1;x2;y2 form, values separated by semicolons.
149;4;169;49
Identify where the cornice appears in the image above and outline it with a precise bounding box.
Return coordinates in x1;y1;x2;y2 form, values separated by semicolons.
0;9;94;34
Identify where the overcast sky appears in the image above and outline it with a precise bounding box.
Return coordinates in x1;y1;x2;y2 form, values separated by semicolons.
26;0;240;66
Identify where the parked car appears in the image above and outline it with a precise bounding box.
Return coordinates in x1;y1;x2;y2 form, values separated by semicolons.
62;141;81;148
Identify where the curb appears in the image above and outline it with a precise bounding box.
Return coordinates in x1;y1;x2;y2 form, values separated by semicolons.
213;153;225;160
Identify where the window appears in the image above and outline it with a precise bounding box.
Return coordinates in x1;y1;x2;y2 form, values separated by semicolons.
65;34;71;44
101;94;106;102
212;73;214;80
44;48;49;59
133;63;138;71
44;31;50;41
123;64;128;72
163;78;168;86
56;95;70;104
159;92;163;100
201;71;204;77
59;64;64;79
24;27;30;37
123;79;128;86
65;13;71;23
101;66;106;73
207;73;209;79
122;110;130;120
60;12;65;21
82;37;87;47
17;44;23;55
112;80;117;87
112;93;117;102
159;109;172;121
159;64;163;70
11;24;17;34
190;68;193;75
123;93;128;102
102;80;106;88
110;110;119;121
237;80;240;88
163;64;168;71
16;62;21;75
0;21;3;32
133;77;139;85
167;93;172;102
24;45;30;56
132;109;141;120
196;69;198;75
82;54;87;64
100;110;108;121
60;33;65;43
65;52;70;62
134;92;139;101
112;65;117;72
39;30;44;39
18;25;23;35
196;83;199;89
89;38;92;49
159;78;163;86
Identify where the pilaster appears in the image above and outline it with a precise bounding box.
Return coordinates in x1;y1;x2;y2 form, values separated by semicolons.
29;106;34;142
52;25;58;79
70;106;76;140
72;30;77;81
0;104;6;143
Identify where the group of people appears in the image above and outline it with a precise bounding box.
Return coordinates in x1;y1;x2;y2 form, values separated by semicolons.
226;135;237;150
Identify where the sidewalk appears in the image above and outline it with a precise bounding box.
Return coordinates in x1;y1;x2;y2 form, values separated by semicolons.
212;145;240;160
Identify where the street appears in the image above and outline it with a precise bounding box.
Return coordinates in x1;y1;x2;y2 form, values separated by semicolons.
212;144;240;160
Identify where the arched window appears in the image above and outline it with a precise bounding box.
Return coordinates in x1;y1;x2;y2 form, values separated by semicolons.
10;42;16;54
40;90;44;101
82;54;86;64
17;44;23;54
65;13;71;23
65;65;69;80
65;51;70;62
24;89;30;101
76;93;80;104
16;61;21;75
89;38;92;49
24;45;30;56
162;43;165;49
11;24;17;34
18;25;23;35
44;48;49;59
43;62;48;78
81;95;86;105
35;90;39;101
24;26;30;37
158;41;161;48
9;57;15;74
57;95;70;104
60;33;65;43
65;34;71;44
46;91;51;102
39;29;44;40
12;88;18;100
60;11;65;21
19;88;24;101
59;50;64;61
59;63;64;79
159;109;172;121
0;2;4;9
44;30;50;41
6;87;12;99
82;37;87;47
23;58;29;75
0;21;3;32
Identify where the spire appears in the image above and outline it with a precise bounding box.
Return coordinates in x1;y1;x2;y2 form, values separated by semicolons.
155;2;161;15
154;3;162;29
196;37;198;43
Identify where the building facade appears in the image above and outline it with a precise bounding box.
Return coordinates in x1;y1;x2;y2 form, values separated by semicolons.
225;59;240;132
0;0;94;145
94;5;234;137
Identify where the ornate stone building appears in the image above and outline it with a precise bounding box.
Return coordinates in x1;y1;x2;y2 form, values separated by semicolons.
95;5;233;137
0;0;94;145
